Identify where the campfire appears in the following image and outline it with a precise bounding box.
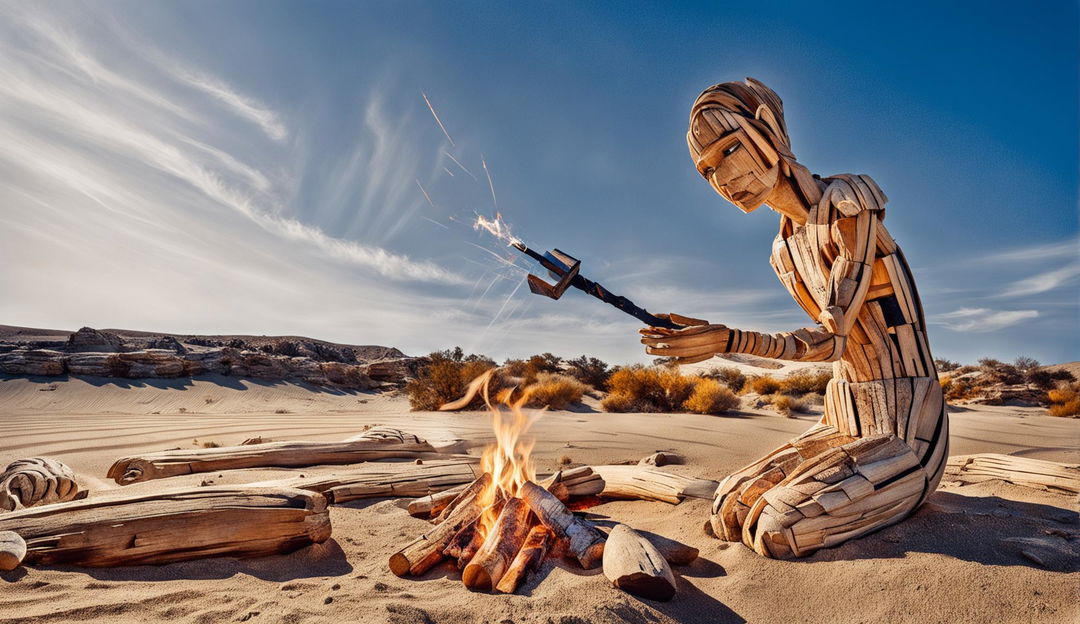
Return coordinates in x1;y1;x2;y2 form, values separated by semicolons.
388;376;607;593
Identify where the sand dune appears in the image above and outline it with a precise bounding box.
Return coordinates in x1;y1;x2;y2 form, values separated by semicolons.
0;375;1077;623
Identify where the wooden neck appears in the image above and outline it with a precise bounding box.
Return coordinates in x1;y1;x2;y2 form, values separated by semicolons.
765;174;811;225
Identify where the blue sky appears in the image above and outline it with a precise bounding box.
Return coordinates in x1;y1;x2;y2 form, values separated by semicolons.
1;1;1076;365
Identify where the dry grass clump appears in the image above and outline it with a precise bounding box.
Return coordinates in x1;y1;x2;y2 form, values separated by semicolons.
778;369;832;395
743;374;782;396
406;348;497;411
1047;384;1080;418
601;366;739;414
770;394;808;417
683;379;740;415
526;372;587;410
702;366;747;392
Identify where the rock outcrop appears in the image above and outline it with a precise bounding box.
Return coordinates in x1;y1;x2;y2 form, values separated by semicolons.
0;326;420;391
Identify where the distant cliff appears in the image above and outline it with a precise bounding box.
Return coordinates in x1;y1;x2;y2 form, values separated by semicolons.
0;325;423;390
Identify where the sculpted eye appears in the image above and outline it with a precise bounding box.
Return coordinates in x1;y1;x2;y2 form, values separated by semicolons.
723;143;742;156
701;167;715;179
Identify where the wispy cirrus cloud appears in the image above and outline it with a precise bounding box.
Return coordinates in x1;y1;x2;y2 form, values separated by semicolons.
999;262;1080;298
929;307;1039;332
169;67;288;142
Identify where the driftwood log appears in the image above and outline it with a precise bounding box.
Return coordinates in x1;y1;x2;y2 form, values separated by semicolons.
0;531;26;570
409;483;467;518
495;525;552;593
944;454;1080;493
389;474;490;576
1;457;81;511
602;524;677;601
108;427;439;485
591;465;718;504
0;486;330;567
519;481;605;568
462;497;531;590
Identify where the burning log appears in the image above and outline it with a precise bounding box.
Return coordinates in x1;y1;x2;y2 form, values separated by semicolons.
602;524;677;601
519;481;606;569
445;493;506;568
0;486;331;567
108;427;439;485
462;497;532;590
591;465;718;504
388;473;491;576
0;531;26;571
495;524;553;594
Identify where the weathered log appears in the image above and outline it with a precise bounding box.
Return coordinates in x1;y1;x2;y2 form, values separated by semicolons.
108;427;439;485
519;481;605;569
389;473;491;576
445;494;506;568
0;531;26;570
0;486;330;567
603;524;677;601
252;459;481;503
495;524;552;594
591;465;717;504
462;498;531;590
409;484;467;518
944;454;1080;493
1;457;81;511
539;466;606;498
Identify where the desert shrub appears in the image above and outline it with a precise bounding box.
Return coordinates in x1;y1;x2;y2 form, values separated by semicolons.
406;349;497;411
683;379;740;414
978;357;1023;385
521;353;563;384
943;376;978;401
274;408;289;414
502;358;528;377
744;374;782;396
1048;384;1080;417
1013;356;1040;372
954;365;979;375
934;358;960;372
602;366;701;413
201;441;221;448
703;366;747;393
770;394;808;417
565;355;611;390
939;375;953;394
1029;368;1077;389
526;372;587;410
778;369;831;395
600;392;641;413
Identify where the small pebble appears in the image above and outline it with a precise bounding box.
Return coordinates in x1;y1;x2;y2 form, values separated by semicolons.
324;596;334;605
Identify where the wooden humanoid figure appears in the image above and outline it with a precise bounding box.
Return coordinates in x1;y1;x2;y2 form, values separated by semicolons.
640;78;948;559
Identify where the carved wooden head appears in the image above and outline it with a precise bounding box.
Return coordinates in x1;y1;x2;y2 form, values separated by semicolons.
687;78;793;213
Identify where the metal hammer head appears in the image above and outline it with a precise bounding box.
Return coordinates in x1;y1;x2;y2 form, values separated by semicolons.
526;248;580;300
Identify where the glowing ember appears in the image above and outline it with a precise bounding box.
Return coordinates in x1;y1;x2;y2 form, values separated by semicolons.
474;213;523;247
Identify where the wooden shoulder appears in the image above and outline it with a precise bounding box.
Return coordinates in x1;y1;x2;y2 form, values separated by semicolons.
820;174;888;218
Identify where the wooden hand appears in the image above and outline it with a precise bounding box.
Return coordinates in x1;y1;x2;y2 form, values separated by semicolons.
639;314;730;364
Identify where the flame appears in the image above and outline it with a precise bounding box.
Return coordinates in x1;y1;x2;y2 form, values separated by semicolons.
475;381;540;539
474;212;522;247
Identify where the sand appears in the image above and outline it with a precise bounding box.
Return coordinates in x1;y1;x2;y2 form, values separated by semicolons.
1;374;1077;623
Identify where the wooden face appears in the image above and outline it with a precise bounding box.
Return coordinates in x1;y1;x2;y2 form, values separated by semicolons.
688;109;780;213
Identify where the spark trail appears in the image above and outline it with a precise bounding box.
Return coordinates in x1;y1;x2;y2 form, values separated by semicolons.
421;91;455;146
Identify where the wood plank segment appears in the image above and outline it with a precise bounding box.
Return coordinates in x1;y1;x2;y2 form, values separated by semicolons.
0;486;331;567
108;427;440;485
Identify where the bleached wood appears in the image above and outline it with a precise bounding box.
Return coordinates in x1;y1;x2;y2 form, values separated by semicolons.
602;524;677;601
0;531;26;570
0;486;330;567
590;465;717;504
945;454;1080;493
519;481;605;569
108;427;439;485
408;484;467;518
1;457;81;511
